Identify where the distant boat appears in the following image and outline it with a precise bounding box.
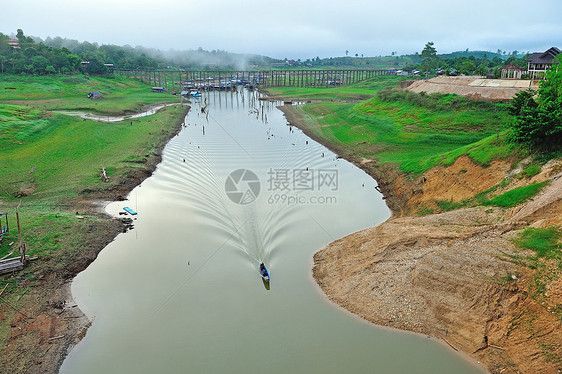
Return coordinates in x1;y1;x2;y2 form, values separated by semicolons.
259;263;270;282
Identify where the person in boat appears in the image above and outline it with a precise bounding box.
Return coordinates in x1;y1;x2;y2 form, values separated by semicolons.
260;263;267;275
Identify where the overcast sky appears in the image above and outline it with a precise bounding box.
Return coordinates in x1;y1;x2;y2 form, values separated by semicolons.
2;0;561;59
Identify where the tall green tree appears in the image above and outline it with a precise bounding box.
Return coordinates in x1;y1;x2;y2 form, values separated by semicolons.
421;42;439;71
508;56;562;151
421;42;437;59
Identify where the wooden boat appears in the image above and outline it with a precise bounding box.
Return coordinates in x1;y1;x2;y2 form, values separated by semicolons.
123;207;137;215
259;263;270;282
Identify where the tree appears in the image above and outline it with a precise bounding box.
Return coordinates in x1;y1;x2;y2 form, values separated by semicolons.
459;60;476;75
508;56;562;151
421;42;438;71
421;42;436;59
31;55;49;74
82;54;107;74
16;29;34;44
0;56;6;74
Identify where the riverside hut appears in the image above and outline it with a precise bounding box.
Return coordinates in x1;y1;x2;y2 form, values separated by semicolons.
500;64;525;79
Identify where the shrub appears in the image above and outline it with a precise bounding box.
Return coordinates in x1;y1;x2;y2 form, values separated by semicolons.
436;200;465;211
514;227;561;258
484;181;548;207
521;163;542;178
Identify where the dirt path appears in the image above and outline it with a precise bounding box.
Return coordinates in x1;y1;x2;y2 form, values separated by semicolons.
278;102;562;373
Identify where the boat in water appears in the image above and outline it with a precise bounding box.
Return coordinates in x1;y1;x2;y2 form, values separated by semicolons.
259;263;270;283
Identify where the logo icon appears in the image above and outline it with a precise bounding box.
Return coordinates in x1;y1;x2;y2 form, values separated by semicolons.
225;169;261;205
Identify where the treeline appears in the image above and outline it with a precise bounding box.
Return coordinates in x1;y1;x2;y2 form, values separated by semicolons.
43;36;162;71
0;29;536;76
146;47;277;70
0;29;162;75
410;42;530;77
0;29;281;74
41;37;275;71
266;51;528;75
416;54;529;77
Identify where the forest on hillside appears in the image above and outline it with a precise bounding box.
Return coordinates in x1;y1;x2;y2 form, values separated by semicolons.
0;30;532;76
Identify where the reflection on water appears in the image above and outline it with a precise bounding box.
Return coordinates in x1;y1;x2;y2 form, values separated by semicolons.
60;89;485;374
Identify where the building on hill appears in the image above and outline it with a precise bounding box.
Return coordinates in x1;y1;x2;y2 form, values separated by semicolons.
526;47;560;79
7;39;20;49
500;64;525;79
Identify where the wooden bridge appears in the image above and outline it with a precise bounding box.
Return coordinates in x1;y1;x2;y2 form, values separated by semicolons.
114;68;393;92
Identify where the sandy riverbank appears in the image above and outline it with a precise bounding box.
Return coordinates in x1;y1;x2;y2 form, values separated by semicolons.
406;76;539;101
0;105;190;374
279;103;562;374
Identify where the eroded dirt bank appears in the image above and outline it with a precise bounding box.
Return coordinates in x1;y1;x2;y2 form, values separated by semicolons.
0;105;189;374
279;104;561;373
313;159;562;374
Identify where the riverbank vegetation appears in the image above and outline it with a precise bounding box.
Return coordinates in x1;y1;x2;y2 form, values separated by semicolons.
0;74;189;372
263;76;407;101
0;74;186;247
269;76;514;175
0;74;183;115
508;55;562;154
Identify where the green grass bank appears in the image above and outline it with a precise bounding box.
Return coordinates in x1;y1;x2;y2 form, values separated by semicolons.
270;78;514;176
0;73;189;372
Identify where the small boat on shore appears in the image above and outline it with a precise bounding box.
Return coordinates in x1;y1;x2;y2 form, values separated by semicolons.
123;207;137;215
259;263;270;282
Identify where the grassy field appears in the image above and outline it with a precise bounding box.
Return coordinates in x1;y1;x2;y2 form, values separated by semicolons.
0;103;187;203
0;74;182;115
277;78;514;175
0;74;188;260
264;76;409;101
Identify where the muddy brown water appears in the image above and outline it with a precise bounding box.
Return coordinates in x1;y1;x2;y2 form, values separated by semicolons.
60;90;485;373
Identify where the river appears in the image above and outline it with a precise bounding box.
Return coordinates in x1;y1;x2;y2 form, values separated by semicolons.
60;89;485;373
